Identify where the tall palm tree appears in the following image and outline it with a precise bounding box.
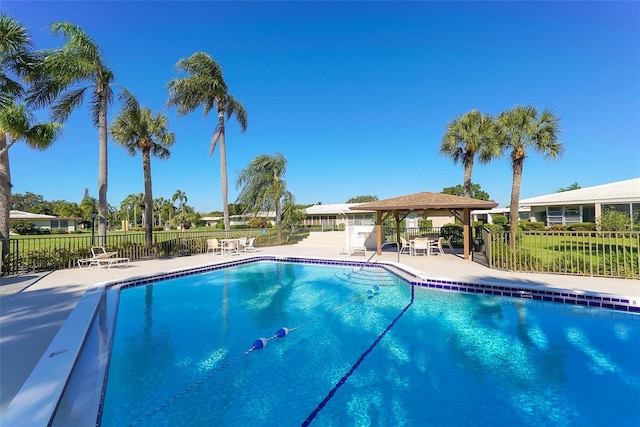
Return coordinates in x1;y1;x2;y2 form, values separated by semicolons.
28;22;114;245
172;189;187;228
496;105;562;241
110;91;174;248
0;102;61;249
440;109;498;197
167;52;248;231
236;153;293;241
0;14;38;109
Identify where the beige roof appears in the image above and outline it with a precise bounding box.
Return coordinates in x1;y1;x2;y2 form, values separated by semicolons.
349;192;498;211
305;203;374;215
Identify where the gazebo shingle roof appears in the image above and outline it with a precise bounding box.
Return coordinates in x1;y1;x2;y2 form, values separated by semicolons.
349;192;498;211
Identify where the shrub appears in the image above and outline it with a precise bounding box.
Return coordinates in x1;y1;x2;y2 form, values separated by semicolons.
10;220;38;235
567;222;596;231
483;223;504;232
440;223;463;239
492;215;508;227
548;224;569;231
518;221;546;231
418;219;433;229
597;210;631;231
51;228;66;234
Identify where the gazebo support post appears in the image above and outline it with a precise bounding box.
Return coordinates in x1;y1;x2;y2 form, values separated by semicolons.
462;208;471;260
376;211;383;255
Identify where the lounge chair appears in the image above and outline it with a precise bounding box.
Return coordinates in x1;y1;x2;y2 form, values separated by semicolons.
78;246;130;270
349;239;367;256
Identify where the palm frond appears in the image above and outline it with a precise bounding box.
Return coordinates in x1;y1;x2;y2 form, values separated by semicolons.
209;126;221;157
24;122;63;150
226;95;248;132
51;87;88;122
117;87;140;113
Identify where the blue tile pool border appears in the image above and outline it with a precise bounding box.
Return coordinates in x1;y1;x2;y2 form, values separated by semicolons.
108;255;639;314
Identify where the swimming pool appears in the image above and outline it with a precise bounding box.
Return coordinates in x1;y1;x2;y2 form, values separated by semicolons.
98;261;640;426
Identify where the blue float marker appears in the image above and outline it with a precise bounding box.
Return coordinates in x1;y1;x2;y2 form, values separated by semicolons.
367;284;381;296
275;327;289;338
252;338;267;350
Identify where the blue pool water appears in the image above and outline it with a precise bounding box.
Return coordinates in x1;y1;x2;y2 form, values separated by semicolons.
101;262;640;426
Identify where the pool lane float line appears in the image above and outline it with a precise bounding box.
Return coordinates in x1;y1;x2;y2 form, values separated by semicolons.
131;287;381;425
249;286;381;352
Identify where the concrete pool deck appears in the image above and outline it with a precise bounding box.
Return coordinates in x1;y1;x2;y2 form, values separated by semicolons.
1;244;639;413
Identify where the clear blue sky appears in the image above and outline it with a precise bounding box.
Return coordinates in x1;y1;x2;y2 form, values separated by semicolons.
4;1;640;213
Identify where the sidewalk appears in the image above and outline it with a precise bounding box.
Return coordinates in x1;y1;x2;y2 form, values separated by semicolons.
1;245;639;412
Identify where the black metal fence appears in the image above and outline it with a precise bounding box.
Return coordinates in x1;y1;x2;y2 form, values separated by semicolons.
1;228;311;276
483;229;640;279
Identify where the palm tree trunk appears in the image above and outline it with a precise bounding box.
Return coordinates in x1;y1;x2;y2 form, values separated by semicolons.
218;108;230;231
509;158;524;249
463;157;474;198
0;134;11;258
275;200;282;242
97;89;108;245
142;150;153;248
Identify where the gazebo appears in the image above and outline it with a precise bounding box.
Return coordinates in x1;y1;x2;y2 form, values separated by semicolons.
350;192;498;260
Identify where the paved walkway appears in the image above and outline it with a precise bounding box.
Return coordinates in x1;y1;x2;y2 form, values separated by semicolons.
1;244;639;412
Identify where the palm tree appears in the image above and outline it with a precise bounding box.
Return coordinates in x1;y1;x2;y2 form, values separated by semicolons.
121;193;143;229
172;189;187;228
153;197;165;227
557;182;581;192
0;14;38;109
167;52;248;231
28;22;114;245
440;109;498;197
160;198;175;228
0;102;62;249
79;195;97;225
496;105;562;241
110;91;175;248
236;153;293;241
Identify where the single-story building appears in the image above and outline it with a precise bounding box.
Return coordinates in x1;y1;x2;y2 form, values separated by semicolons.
471;206;531;224
302;203;457;229
9;210;81;233
201;212;276;227
518;177;640;226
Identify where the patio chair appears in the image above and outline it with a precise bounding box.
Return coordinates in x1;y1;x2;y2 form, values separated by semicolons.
222;239;240;255
446;236;455;252
206;238;221;254
412;238;430;256
243;237;256;252
430;237;445;256
400;237;411;255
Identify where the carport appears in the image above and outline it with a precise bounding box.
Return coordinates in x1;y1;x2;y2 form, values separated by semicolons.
350;192;498;260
